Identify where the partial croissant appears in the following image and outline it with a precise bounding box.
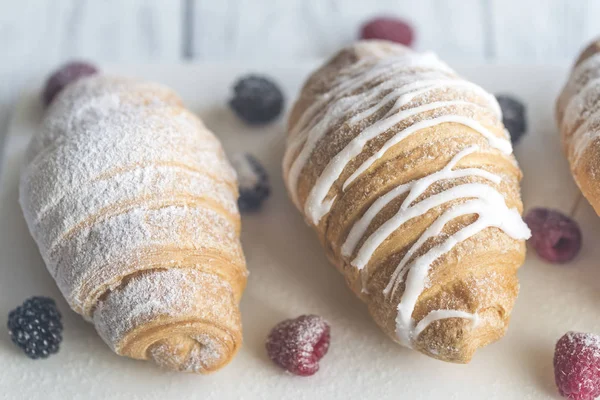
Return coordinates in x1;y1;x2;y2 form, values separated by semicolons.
557;39;600;215
19;76;248;373
283;41;530;363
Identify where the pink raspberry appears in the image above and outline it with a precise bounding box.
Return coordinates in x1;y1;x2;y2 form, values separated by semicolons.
43;61;98;107
265;315;330;376
524;208;582;263
360;17;415;47
554;332;600;399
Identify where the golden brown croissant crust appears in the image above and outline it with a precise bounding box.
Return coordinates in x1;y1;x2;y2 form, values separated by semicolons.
19;76;248;373
283;40;530;363
557;39;600;215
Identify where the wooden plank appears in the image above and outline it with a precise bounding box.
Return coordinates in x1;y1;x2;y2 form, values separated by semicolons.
55;0;183;62
190;0;488;62
0;0;184;159
489;0;589;62
0;1;68;154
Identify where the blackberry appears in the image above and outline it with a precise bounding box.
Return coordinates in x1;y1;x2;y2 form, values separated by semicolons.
229;75;284;125
43;61;99;107
495;94;527;145
230;153;270;212
7;297;63;359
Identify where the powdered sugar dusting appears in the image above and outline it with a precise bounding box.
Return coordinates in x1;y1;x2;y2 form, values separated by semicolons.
560;53;600;163
94;268;236;372
147;332;228;373
19;75;247;372
554;331;600;399
94;268;200;348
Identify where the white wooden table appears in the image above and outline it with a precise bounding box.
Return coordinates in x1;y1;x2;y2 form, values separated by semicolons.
1;0;599;149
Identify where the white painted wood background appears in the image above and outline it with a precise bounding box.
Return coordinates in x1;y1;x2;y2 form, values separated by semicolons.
1;0;600;141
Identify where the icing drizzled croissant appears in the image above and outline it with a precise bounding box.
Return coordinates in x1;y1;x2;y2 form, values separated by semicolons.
557;38;600;215
19;76;247;373
283;41;530;363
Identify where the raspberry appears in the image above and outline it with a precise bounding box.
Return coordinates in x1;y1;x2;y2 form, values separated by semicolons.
360;17;415;47
524;208;582;263
229;75;284;125
495;94;527;145
265;315;330;376
554;332;600;399
230;153;270;213
7;297;63;359
43;61;98;107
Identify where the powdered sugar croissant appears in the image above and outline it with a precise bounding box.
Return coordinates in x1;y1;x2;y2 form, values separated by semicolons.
283;41;530;363
557;39;600;215
19;76;248;373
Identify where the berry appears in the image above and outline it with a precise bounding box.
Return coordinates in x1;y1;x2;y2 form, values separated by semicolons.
265;315;330;376
229;75;285;125
7;297;63;359
495;94;527;145
360;17;415;47
554;332;600;400
524;208;582;264
43;61;98;107
230;153;270;213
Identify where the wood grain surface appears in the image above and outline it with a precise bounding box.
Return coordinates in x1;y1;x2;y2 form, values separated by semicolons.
1;0;598;140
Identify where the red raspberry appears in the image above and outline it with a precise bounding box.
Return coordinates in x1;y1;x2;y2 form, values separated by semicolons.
524;208;582;264
43;61;99;107
265;315;330;376
360;17;415;47
554;332;600;400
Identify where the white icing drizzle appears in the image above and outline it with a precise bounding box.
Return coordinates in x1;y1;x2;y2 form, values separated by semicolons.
286;54;511;225
413;310;480;340
341;146;500;261
286;47;530;349
413;310;481;338
284;57;458;208
391;196;528;346
562;53;600;162
571;109;600;161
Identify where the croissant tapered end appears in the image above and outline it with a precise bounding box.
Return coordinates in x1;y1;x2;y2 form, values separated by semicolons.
93;268;243;373
411;274;519;364
412;310;508;364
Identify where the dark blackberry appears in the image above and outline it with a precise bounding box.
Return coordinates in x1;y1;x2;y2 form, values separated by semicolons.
43;61;99;107
7;296;63;359
495;94;527;145
230;153;270;212
229;75;284;125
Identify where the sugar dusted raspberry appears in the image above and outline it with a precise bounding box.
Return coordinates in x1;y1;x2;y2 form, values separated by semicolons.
360;17;415;47
524;208;582;264
554;332;600;399
43;61;99;107
265;315;330;376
